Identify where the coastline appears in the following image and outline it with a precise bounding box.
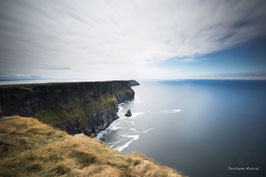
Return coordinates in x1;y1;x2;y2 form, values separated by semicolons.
0;80;138;136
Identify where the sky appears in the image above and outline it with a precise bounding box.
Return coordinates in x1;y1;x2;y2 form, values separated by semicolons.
0;0;266;81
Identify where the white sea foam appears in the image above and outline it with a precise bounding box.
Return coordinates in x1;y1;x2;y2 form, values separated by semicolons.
108;138;128;148
142;128;154;134
96;119;122;140
110;125;121;131
97;102;145;152
74;133;85;137
115;135;139;152
118;104;125;112
96;130;107;140
162;109;182;114
130;128;136;131
172;109;182;113
96;103;127;140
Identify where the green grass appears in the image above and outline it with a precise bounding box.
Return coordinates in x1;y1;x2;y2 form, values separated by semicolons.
35;109;64;127
116;88;134;95
34;93;118;128
0;80;129;89
85;94;117;112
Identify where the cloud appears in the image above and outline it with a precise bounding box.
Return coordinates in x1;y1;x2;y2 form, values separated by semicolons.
0;0;266;80
210;72;266;79
42;67;70;71
182;72;266;80
178;58;208;63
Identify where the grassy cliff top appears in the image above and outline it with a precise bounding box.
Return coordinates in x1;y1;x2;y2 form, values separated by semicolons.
0;116;186;177
0;80;131;89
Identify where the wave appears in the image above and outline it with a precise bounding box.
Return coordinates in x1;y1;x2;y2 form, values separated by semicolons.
108;138;128;148
97;102;147;152
96;104;126;140
96;119;122;140
96;119;123;140
96;130;107;140
112;127;153;152
142;128;153;134
114;134;139;152
162;109;182;114
130;128;136;131
74;133;85;137
172;109;182;113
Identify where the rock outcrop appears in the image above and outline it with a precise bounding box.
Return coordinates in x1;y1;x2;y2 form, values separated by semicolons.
128;80;140;86
0;80;140;136
125;109;132;117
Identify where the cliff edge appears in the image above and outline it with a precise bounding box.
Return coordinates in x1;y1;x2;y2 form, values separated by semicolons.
0;116;185;177
0;80;139;136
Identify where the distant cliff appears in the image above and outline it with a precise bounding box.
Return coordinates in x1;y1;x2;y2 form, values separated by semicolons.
0;80;139;136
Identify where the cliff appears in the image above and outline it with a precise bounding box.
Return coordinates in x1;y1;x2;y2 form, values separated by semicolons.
0;116;185;177
0;81;138;136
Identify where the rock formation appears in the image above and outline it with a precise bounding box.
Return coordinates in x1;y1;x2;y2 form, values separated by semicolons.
125;109;132;117
128;80;140;86
0;80;139;136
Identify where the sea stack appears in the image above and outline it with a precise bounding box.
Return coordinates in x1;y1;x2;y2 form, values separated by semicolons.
125;109;132;117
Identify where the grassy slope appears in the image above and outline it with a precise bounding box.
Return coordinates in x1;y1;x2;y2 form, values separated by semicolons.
0;116;186;177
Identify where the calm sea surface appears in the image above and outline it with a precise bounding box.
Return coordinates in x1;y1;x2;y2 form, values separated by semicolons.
97;80;266;177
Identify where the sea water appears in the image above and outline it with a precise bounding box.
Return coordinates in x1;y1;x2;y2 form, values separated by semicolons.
97;80;266;177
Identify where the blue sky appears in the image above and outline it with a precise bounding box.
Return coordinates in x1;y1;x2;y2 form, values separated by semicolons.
0;0;266;81
158;37;266;79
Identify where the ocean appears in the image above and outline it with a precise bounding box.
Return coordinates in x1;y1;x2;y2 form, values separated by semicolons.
97;80;266;177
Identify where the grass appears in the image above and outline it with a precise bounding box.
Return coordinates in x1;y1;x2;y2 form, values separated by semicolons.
0;116;186;177
35;109;65;127
116;88;134;95
34;93;118;128
0;80;129;89
85;94;117;112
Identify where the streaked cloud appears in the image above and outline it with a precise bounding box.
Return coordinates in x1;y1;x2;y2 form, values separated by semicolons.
210;72;266;80
183;72;266;80
0;0;266;80
42;67;71;71
178;58;208;63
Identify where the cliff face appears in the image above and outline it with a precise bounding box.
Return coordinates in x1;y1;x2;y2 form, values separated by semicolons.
0;81;138;136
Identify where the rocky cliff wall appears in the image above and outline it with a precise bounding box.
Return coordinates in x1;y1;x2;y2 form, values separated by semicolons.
0;81;138;135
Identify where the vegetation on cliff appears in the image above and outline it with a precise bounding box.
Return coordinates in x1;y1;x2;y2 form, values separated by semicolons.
0;116;185;177
34;93;118;128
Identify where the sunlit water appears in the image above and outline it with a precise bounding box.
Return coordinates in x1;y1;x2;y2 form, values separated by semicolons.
97;80;266;177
